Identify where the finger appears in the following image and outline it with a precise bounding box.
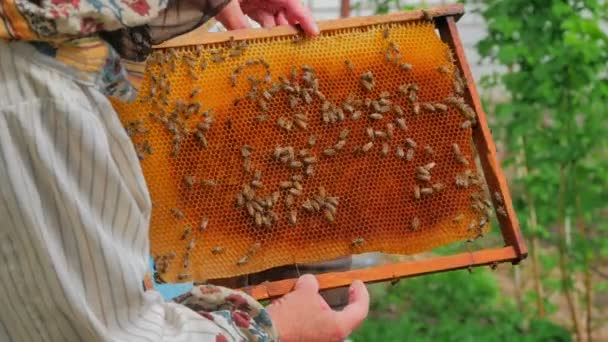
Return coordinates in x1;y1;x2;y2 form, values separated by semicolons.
334;280;370;334
215;0;251;30
294;274;319;294
259;11;278;29
283;0;319;36
276;10;289;26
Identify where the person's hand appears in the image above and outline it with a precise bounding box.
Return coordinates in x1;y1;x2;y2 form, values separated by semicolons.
266;274;370;342
216;0;319;36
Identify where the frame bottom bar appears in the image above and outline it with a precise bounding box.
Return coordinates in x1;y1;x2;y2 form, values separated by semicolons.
241;246;520;300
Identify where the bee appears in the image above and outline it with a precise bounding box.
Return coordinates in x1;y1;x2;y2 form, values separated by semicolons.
424;145;434;156
183;252;190;268
411;102;421;116
496;206;507;217
423;162;436;171
432;183;445;192
420;187;434;196
494;191;504;204
300;135;314;149
294;118;308;130
241;145;253;159
302;199;315;212
235;193;245;208
338;129;350;140
323;208;335;223
236;255;250;266
381;143;390;157
289;160;303;169
197;216;209;232
258;99;268;112
212;55;225;63
289;188;302;196
406;148;415;161
400;63;413;71
391;105;404;117
334;140;346;150
177;273;190;281
461;120;472;129
422;103;436;112
438;65;450;74
345;60;355;71
254;211;263;227
435;103;448;112
318;186;327;198
186;238;196;251
305;165;315;177
253;114;267;122
386;123;395;138
195;131;208;149
455;174;470;188
351;110;362;121
452;143;461;156
360;79;374;92
374;131;388;139
171;208;184;219
413;185;421;200
288;210;297;226
410;217;420;231
383;28;390;39
405;138;417;148
209;246;225;255
391;119;406;133
369;113;383;120
396;146;406;159
177;226;191;242
362;141;374;153
243;159;251;173
251;179;263;188
452;214;464;224
416;173;431;182
323;148;337;157
351;237;365;247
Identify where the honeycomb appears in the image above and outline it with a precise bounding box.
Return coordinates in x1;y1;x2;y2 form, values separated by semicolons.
111;19;493;283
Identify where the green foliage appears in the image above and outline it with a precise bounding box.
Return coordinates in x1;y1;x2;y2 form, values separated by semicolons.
351;270;571;341
469;0;608;336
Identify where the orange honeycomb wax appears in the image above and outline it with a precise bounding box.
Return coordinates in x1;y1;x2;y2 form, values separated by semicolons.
111;20;491;282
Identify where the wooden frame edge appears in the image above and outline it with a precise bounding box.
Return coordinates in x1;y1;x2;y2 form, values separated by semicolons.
241;246;519;300
155;4;464;49
436;17;528;262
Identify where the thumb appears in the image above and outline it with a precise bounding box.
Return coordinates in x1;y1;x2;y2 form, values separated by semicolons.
294;274;319;294
335;280;370;334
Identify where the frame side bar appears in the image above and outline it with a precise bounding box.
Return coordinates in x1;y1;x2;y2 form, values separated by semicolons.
156;4;464;48
436;17;528;261
241;246;519;300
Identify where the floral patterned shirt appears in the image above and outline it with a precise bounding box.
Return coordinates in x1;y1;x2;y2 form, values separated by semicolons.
0;0;230;101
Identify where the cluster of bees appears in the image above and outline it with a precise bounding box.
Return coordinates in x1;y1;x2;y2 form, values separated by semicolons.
141;21;505;282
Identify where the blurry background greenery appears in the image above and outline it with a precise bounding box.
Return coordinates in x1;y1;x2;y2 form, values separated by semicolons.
348;1;608;341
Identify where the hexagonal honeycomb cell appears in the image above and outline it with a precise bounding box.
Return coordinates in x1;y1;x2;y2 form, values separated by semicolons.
111;20;492;283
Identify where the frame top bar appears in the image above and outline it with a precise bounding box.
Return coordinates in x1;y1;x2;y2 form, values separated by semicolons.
156;4;464;49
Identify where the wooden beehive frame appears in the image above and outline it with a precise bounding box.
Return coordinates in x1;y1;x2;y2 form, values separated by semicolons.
152;4;527;299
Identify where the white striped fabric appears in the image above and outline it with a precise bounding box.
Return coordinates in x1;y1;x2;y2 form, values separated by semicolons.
0;41;269;342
